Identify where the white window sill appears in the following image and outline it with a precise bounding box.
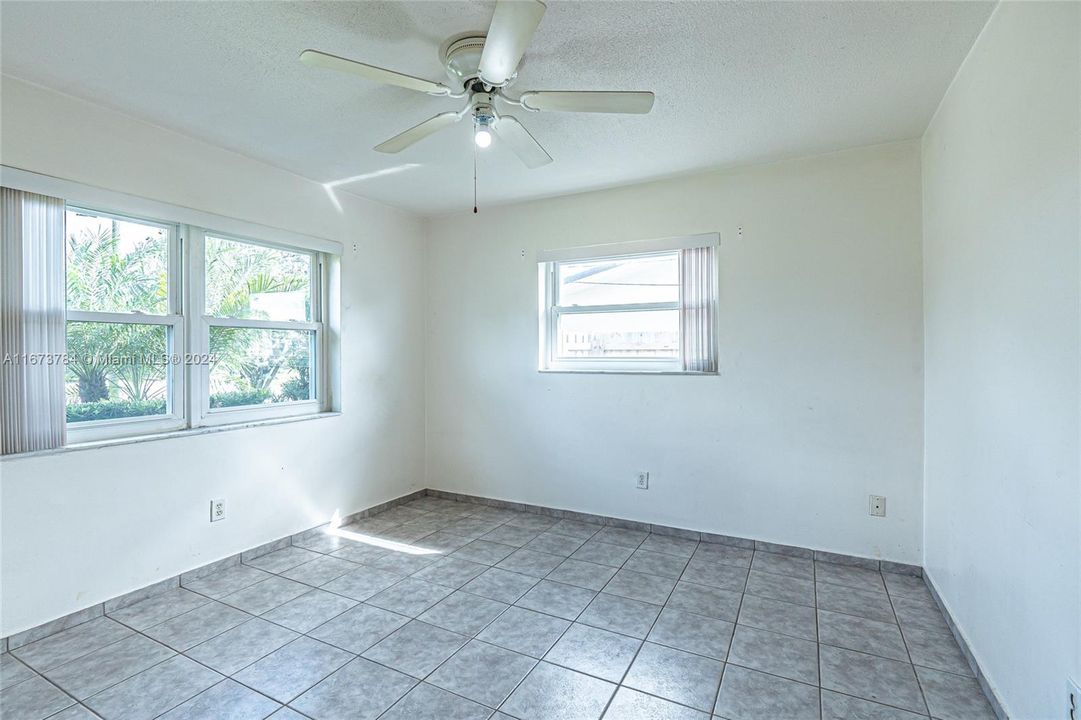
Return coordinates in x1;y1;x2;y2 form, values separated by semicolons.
539;369;718;376
0;411;341;461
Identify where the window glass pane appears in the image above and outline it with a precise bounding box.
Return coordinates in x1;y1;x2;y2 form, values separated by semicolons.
558;253;678;306
66;209;168;314
65;322;169;422
206;236;311;321
209;327;314;408
557;310;679;359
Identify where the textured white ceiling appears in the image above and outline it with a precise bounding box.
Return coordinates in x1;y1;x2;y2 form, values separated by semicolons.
0;1;992;215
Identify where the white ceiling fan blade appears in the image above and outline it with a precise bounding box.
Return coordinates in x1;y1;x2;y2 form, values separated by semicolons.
519;91;655;114
479;0;546;86
493;115;552;169
374;112;463;154
300;49;450;96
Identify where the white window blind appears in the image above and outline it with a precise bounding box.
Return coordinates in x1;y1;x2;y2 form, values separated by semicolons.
1;188;67;453
680;245;718;372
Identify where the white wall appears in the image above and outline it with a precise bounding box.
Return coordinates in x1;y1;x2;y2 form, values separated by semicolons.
0;77;427;636
425;141;926;564
921;3;1080;718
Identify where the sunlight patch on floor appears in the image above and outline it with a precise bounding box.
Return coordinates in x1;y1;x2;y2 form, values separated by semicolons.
326;524;442;556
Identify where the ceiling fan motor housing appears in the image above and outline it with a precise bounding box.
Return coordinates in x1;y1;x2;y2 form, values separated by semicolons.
474;100;495;127
443;35;494;90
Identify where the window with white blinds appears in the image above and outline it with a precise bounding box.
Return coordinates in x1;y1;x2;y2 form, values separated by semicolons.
0;168;339;451
539;234;719;373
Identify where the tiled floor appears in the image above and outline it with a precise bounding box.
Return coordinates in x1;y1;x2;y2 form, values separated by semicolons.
1;497;998;720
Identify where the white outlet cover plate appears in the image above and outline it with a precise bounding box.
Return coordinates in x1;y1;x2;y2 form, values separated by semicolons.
211;498;226;522
869;495;886;517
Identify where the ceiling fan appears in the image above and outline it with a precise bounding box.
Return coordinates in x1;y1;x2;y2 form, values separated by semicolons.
299;0;655;170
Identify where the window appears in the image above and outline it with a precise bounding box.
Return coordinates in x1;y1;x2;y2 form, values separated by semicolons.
200;235;322;420
539;236;719;373
0;168;341;452
63;207;331;442
64;208;184;435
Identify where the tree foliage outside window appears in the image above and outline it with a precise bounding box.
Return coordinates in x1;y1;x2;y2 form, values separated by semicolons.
208;326;313;407
65;215;170;421
205;236;313;409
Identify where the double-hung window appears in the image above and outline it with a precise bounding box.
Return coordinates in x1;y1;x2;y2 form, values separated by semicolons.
59;206;333;443
65;208;185;439
196;234;324;424
539;234;719;373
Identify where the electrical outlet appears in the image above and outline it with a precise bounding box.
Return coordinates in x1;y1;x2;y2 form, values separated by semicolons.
636;472;649;490
1068;676;1080;720
210;498;226;522
869;495;886;517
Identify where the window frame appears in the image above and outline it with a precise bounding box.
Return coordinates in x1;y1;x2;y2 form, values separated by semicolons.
65;206;187;443
189;228;329;427
540;248;685;373
62;210;332;442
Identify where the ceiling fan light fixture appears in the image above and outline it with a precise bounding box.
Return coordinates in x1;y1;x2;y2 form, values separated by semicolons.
474;115;493;148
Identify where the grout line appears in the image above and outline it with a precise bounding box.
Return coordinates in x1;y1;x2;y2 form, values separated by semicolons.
15;667;81;719
141;509;506;709
411;524;638;715
160;580;442;715
490;526;619;708
373;519;597;715
594;533;692;718
812;552;821;689
882;578;933;718
149;637;317;718
10;625;176;707
811;549;824;719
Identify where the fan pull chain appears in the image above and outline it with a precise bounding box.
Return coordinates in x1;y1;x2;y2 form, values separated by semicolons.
473;140;479;214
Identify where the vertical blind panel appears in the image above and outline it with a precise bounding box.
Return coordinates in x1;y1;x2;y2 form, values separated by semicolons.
1;187;67;454
679;245;718;373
